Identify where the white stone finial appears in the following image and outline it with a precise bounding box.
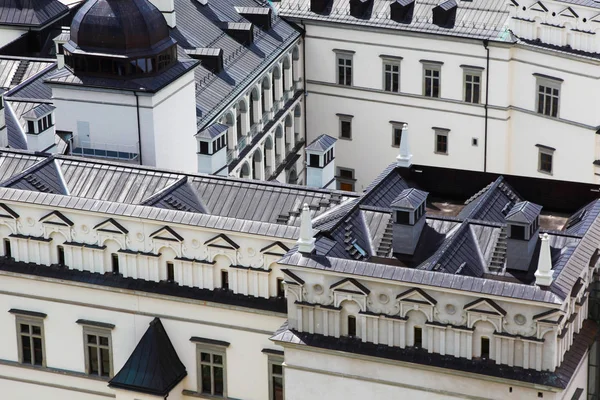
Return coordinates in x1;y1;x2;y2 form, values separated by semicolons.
535;233;553;287
397;123;412;168
297;203;315;254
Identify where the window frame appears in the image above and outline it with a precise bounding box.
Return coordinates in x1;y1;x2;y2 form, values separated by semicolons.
337;114;353;140
382;58;401;93
433;128;449;155
196;343;228;397
391;123;404;148
14;314;46;367
538;146;554;175
535;74;562;118
462;66;483;104
335;51;354;86
267;354;285;400
421;61;442;98
414;326;423;348
337;167;356;192
82;325;114;378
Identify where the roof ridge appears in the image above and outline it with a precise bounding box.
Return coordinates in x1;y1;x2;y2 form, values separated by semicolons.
4;62;57;99
0;156;55;188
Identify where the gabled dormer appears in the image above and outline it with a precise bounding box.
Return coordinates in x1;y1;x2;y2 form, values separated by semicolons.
23;104;56;153
390;188;428;255
505;201;542;272
150;226;184;242
220;22;254;45
306;134;336;189
349;0;372;18
432;0;457;28
0;203;19;219
528;1;548;13
310;0;330;13
235;7;272;30
40;210;73;227
94;218;128;235
397;288;436;320
558;7;578;19
465;298;506;331
390;0;414;24
260;241;290;256
197;123;228;175
185;48;223;73
331;277;369;310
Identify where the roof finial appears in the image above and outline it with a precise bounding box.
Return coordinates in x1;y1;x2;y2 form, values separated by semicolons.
397;123;412;168
534;233;553;286
297;203;315;254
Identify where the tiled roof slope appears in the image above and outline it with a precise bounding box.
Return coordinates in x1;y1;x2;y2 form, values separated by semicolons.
109;318;187;396
275;0;513;42
0;0;69;28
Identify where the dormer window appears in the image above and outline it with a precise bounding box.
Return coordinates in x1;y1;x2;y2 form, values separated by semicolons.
24;105;55;135
198;123;228;155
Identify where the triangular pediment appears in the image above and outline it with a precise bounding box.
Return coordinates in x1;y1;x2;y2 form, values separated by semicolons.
94;218;128;235
396;288;437;305
281;268;305;285
591;12;600;23
39;210;73;227
150;226;183;242
464;298;506;316
330;277;370;295
529;1;548;12
558;7;578;18
260;241;290;256
0;203;19;219
205;233;239;250
533;309;564;324
508;0;519;7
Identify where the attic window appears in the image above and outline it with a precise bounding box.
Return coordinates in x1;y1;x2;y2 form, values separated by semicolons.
432;0;457;28
565;210;587;230
501;202;513;216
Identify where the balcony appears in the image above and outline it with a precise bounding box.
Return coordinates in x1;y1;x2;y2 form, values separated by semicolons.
273;99;282;113
227;148;235;164
262;111;270;125
249;123;260;139
283;90;291;103
237;135;248;152
72;140;138;161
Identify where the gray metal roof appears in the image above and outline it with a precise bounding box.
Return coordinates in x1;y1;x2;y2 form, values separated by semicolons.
275;0;513;42
390;188;427;210
23;103;55;119
505;201;542;224
197;123;228;140
0;0;68;28
305;134;337;152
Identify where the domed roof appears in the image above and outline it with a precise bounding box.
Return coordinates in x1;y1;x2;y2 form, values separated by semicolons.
69;0;174;56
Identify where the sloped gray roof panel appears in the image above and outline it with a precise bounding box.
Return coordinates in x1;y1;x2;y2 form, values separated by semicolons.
306;134;337;152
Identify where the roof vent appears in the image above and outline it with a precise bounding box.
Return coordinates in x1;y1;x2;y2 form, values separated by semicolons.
505;201;542;272
221;22;254;45
390;188;428;255
350;0;372;18
236;7;272;30
310;0;330;13
185;48;223;73
390;0;414;23
432;0;457;28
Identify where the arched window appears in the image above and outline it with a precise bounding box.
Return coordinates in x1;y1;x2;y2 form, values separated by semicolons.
414;326;422;348
481;337;490;359
348;315;356;337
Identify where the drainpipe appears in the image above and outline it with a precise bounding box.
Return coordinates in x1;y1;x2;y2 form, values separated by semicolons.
301;21;308;182
134;91;143;165
483;39;490;173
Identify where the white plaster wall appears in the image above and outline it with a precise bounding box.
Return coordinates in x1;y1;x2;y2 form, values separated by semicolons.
0;27;26;47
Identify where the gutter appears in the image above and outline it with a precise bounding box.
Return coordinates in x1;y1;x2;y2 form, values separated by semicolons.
483;39;490;173
134;92;143;165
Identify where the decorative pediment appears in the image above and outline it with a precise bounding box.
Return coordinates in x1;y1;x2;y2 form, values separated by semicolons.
330;277;370;295
558;6;578;18
260;241;290;256
205;233;239;250
464;298;506;316
396;288;437;305
508;0;519;7
0;203;19;219
94;218;128;235
533;309;564;324
39;210;73;227
528;1;547;12
281;268;305;285
591;12;600;23
149;226;184;242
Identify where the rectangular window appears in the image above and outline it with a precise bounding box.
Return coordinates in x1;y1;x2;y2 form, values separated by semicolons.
511;225;525;240
84;328;112;377
4;238;11;258
464;71;481;103
221;270;229;290
481;337;490;359
27;121;35;134
338;115;352;140
536;76;561;118
198;349;226;396
200;141;209;155
337;167;355;192
276;278;285;298
309;154;320;168
16;317;45;366
37;120;43;133
392;126;403;148
423;64;441;98
414;326;422;348
57;245;65;265
336;53;353;86
434;129;449;155
383;61;400;93
167;262;175;282
348;315;357;337
111;253;119;274
538;147;554;175
268;357;284;400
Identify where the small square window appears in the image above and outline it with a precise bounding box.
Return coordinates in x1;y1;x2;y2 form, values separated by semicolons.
538;149;553;175
434;129;449;155
472;138;478;146
339;117;352;140
392;126;403;148
309;154;320;168
337;167;355;191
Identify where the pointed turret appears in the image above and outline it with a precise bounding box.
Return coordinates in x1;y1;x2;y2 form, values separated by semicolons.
297;203;315;254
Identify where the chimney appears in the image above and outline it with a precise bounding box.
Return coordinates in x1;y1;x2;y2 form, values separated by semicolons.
185;48;224;73
236;7;272;30
148;0;176;28
432;0;457;28
390;0;414;23
297;203;315;254
221;22;254;45
391;188;428;255
305;134;337;189
534;233;553;286
505;201;543;271
310;0;329;13
349;0;372;18
396;123;412;168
